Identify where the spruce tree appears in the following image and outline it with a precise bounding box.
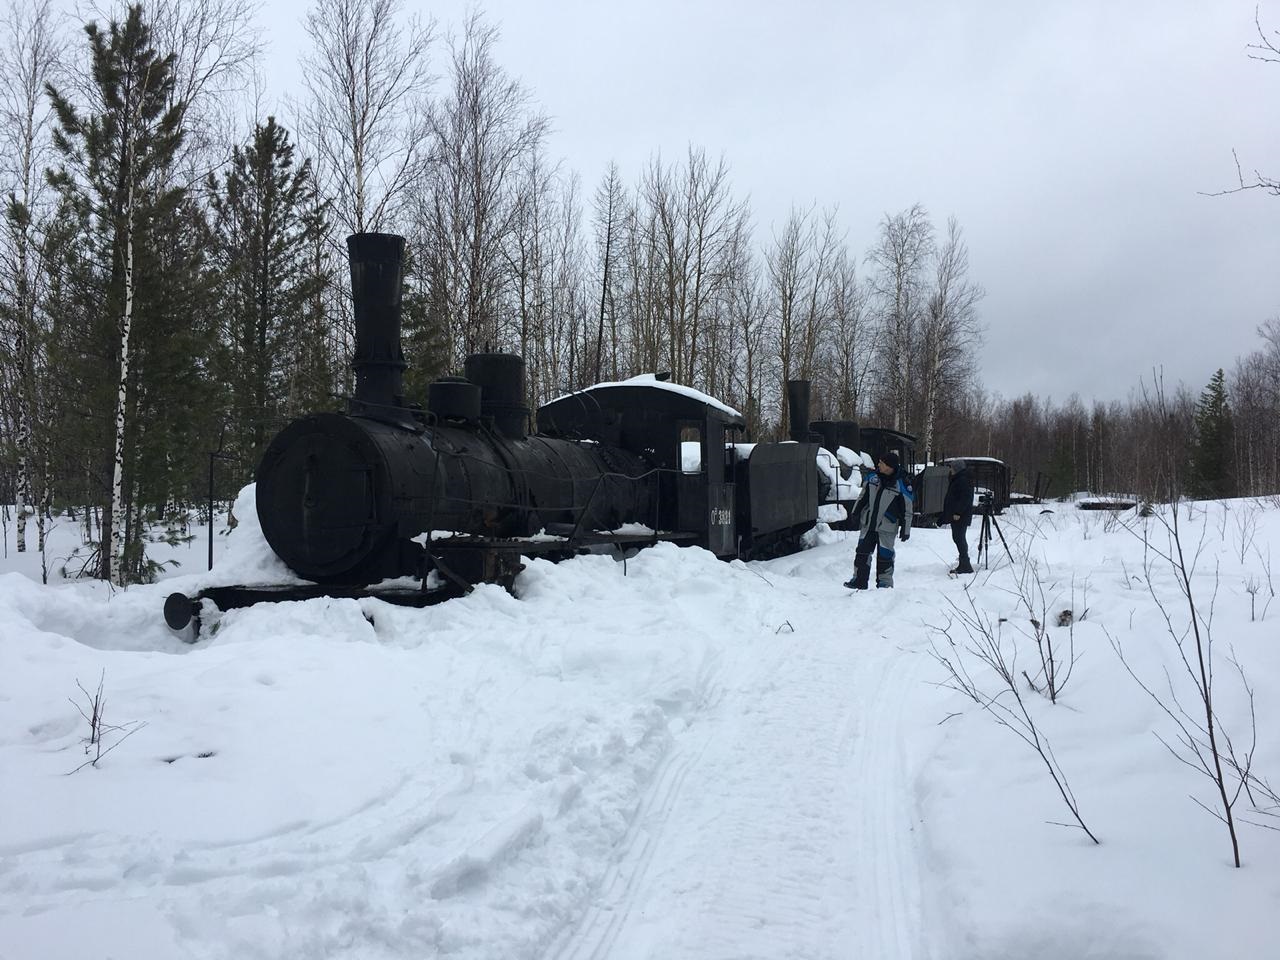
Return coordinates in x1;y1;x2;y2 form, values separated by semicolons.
129;194;221;528
1045;439;1077;499
1190;369;1237;500
46;4;187;583
401;242;453;405
208;117;330;479
37;199;97;524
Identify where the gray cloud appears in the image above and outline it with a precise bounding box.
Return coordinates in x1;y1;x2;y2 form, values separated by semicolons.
259;0;1279;402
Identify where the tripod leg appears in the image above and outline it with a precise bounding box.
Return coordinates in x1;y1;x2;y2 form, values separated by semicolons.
991;513;1014;565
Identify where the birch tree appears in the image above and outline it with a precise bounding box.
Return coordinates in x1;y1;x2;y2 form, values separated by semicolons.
424;11;548;359
506;147;555;398
918;216;984;461
824;250;873;420
548;173;588;394
868;204;933;433
147;0;260;182
620;192;663;375
637;148;743;387
766;206;839;433
591;161;626;383
301;0;433;235
0;0;61;554
723;221;768;436
696;204;751;402
796;209;841;391
766;208;809;433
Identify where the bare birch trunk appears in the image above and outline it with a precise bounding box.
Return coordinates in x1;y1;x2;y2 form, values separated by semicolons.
922;346;941;462
109;184;135;587
12;220;39;556
13;242;32;554
37;451;50;582
14;317;30;553
596;223;611;383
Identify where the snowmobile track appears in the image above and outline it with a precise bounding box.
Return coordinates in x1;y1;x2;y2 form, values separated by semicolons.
544;603;936;960
549;729;717;960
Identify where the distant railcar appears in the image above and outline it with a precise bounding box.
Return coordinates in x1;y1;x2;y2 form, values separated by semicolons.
912;457;1012;526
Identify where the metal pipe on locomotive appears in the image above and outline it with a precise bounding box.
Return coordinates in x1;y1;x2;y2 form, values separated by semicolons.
164;233;835;635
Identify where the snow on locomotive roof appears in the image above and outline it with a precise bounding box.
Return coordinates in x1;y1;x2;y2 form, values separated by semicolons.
551;374;743;420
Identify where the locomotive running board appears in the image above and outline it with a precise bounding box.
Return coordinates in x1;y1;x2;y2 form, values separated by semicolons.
163;582;466;640
165;532;703;640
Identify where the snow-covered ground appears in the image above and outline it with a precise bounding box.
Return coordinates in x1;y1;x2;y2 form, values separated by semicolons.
2;492;1278;959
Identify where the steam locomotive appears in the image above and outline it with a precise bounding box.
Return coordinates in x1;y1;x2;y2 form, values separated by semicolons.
165;232;862;636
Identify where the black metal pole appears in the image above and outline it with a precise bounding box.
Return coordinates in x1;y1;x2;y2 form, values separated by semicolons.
208;451;215;570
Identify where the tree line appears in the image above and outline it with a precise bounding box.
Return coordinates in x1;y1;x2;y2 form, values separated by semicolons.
0;0;1274;584
943;338;1278;505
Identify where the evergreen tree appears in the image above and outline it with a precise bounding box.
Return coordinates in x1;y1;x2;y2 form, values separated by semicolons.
208;117;330;479
46;4;188;583
292;194;342;420
1044;439;1076;499
128;193;221;528
1190;369;1237;499
38;197;98;519
400;240;452;404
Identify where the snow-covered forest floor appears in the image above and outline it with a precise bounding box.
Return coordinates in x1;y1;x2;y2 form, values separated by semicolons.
2;490;1279;959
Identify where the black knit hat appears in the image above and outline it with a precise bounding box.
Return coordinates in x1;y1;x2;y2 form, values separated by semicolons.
880;451;901;472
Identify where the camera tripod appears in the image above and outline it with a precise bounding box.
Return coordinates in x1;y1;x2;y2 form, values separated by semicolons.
976;501;1013;569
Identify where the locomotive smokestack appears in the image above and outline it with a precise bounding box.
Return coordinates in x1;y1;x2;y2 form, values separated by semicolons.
786;380;811;443
348;232;407;420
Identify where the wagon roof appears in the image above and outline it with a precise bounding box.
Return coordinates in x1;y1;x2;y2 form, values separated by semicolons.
544;375;744;425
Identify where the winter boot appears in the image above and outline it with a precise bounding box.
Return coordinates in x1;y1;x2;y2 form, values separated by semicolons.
954;558;974;575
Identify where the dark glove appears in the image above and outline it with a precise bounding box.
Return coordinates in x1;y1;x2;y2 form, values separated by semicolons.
900;529;910;542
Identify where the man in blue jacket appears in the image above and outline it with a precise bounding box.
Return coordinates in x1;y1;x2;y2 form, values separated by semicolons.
844;451;913;590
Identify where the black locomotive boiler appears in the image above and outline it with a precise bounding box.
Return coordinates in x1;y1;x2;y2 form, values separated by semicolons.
165;232;824;635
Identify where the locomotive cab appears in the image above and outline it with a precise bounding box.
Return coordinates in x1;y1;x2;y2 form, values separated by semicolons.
537;379;742;557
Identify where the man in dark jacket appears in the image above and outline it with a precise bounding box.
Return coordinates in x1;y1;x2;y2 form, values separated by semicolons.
943;459;975;575
844;451;912;590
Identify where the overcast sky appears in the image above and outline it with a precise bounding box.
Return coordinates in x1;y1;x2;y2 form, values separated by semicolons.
258;0;1279;405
